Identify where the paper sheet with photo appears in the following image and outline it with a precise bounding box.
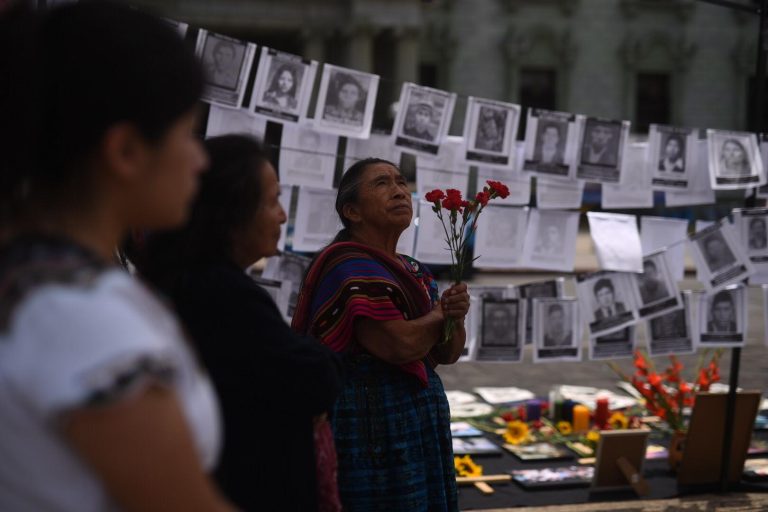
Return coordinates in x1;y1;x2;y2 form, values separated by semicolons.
587;212;643;273
733;207;768;285
277;184;293;252
536;176;585;209
664;139;716;206
416;135;469;197
395;197;418;257
693;219;715;283
646;291;695;357
279;124;338;188
250;47;317;123
707;129;764;190
602;142;653;209
688;221;754;292
462;97;520;168
648;125;697;191
628;249;683;321
462;285;517;362
477;165;531;206
414;200;453;264
640;216;689;282
520;209;580;271
195;30;256;108
576;116;630;184
261;251;313;318
473;386;534;405
576;271;638;337
312;63;379;139
557;385;638;411
515;278;565;345
589;326;637;361
472;205;528;269
291;186;342;252
693;284;747;348
522;108;579;180
532;298;581;363
476;298;526;362
206;105;268;139
392;82;456;157
344;131;400;169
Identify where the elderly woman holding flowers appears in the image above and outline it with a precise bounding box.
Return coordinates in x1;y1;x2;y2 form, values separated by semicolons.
293;158;471;511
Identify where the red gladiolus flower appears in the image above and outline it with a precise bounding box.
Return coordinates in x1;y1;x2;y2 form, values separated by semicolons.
647;372;662;388
475;190;490;207
425;189;445;203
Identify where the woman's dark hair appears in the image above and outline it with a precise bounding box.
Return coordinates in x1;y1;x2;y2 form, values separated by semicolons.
0;1;204;228
268;64;297;96
331;157;398;244
137;135;271;294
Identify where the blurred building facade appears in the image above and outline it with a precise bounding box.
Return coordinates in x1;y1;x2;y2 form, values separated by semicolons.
134;0;762;133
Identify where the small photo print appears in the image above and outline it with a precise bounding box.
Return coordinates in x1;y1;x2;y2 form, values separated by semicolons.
523;109;575;178
504;442;574;462
689;222;753;292
477;298;524;362
577;117;628;183
590;326;636;360
650;125;694;190
736;208;768;264
647;292;693;357
394;82;456;156
517;279;563;344
532;298;580;362
463;97;520;167
251;47;317;123
510;466;594;489
314;64;379;139
698;286;746;347
196;30;255;108
632;251;682;320
576;271;636;337
707;129;763;189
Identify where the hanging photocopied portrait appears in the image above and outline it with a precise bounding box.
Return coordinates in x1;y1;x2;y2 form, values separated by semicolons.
344;132;400;169
313;64;379;139
646;291;694;357
516;278;564;345
205;105;267;139
523;109;578;179
628;250;683;321
576;116;630;183
279;124;338;189
532;298;581;363
576;271;638;338
472;206;528;269
664;138;716;206
602;142;653;210
694;285;747;348
688;222;754;292
477;298;525;362
520;209;580;272
648;125;697;191
291;187;343;252
195;30;256;108
477;163;532;206
640;216;689;282
707;129;764;189
589;326;636;361
733;207;768;285
536;177;585;210
250;47;318;123
462;286;516;362
393;82;456;156
415;136;469;197
414;200;454;265
463;97;520;168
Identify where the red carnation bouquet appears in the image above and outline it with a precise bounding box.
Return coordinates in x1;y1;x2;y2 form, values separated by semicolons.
424;180;510;343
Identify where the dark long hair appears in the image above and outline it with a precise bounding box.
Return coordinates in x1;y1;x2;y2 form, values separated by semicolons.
137;135;271;295
0;1;204;230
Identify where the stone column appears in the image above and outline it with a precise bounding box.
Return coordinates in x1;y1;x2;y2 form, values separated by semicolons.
301;27;328;63
394;26;421;85
344;22;376;73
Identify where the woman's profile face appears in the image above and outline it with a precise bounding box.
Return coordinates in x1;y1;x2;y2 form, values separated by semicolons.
277;69;294;94
722;140;746;168
234;163;287;263
338;82;360;110
665;138;680;158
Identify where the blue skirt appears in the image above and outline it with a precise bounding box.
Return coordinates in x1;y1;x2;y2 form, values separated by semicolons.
330;355;458;512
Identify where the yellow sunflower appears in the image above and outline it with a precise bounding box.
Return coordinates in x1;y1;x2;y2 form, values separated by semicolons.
454;455;483;477
586;430;601;445
609;411;629;430
503;420;529;445
556;421;573;435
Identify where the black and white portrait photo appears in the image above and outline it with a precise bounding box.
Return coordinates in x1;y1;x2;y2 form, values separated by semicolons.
251;47;317;123
523;109;575;178
279;124;338;189
261;252;312;318
394;83;456;156
748;216;768;251
195;30;255;108
463;97;520;167
577;272;636;337
314;64;379;139
532;298;580;362
736;209;768;264
637;258;669;304
518;279;563;344
698;230;736;274
632;252;681;319
658;133;686;173
477;299;524;362
521;209;580;272
648;305;693;356
698;286;745;346
650;125;694;190
690;223;754;291
577;117;627;183
590;327;636;360
707;129;763;189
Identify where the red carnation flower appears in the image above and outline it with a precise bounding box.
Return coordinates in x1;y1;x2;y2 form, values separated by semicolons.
475;190;490;207
425;189;445;203
486;180;510;199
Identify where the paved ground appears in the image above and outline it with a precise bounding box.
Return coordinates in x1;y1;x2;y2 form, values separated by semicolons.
436;234;768;398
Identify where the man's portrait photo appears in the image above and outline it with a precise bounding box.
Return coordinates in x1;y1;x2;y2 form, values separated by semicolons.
581;118;620;167
592;278;626;321
747;216;767;251
698;231;736;273
706;290;738;334
541;303;573;347
534;121;566;167
657;133;686;173
650;309;688;340
474;106;506;153
403;101;437;142
636;258;670;305
202;34;246;91
482;301;519;347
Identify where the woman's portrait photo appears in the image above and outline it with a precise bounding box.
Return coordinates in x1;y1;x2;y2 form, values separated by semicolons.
263;62;301;112
719;138;751;176
322;71;367;126
657;133;685;173
201;35;245;90
474;106;506;153
534;121;566;166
